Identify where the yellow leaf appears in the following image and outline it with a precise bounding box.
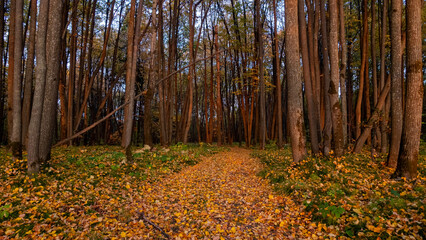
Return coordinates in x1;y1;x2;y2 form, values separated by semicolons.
275;209;280;214
231;227;236;233
373;226;383;233
120;232;127;238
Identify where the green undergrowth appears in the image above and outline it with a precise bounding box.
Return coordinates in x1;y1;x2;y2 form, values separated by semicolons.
0;143;227;238
253;144;425;239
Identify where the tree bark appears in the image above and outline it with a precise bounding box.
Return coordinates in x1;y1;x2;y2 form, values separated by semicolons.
371;0;381;151
11;0;24;159
123;0;143;157
392;0;423;179
329;0;344;157
380;0;389;153
0;0;5;144
255;0;265;149
299;0;320;154
354;77;390;153
38;0;64;162
356;0;368;140
7;0;15;143
215;25;223;145
273;0;283;149
339;0;348;147
286;0;307;162
21;0;37;147
387;0;403;167
320;0;332;155
27;0;49;174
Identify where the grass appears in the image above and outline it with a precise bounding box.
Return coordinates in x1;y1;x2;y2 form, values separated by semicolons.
0;143;227;238
252;144;425;239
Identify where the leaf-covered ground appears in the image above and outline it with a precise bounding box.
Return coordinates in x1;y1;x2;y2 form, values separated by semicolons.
0;144;227;239
253;144;426;239
1;143;424;239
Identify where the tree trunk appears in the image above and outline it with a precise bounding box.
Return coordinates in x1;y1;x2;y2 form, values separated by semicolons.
255;0;265;149
354;77;390;153
215;26;223;145
182;0;195;144
387;0;403;167
273;0;283;149
11;0;24;159
320;0;332;155
380;0;389;153
123;0;143;156
299;0;320;154
356;0;368;140
286;0;307;162
7;0;15;143
27;0;48;174
328;0;344;157
67;0;78;145
339;0;348;147
0;0;5;144
21;0;37;147
392;0;423;179
371;0;381;151
38;0;64;162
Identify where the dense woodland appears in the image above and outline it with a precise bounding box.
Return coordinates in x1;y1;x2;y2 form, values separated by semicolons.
0;0;424;177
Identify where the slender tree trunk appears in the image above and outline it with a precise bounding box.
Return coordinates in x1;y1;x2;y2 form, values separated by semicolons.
356;0;368;140
7;0;15;143
371;0;381;151
182;0;195;144
339;0;348;147
67;0;78;145
158;0;168;146
392;0;423;179
27;0;49;174
273;0;283;149
123;0;143;157
320;0;332;155
11;0;24;159
347;41;354;141
329;0;344;156
255;0;265;149
0;0;5;144
21;0;37;147
354;77;391;153
38;0;63;162
299;0;320;154
380;0;389;153
387;0;403;167
215;26;223;145
286;0;307;162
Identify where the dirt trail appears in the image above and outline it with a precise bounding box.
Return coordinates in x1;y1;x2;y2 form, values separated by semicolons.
140;148;315;239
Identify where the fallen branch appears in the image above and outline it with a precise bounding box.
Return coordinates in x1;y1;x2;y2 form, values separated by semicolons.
138;212;170;239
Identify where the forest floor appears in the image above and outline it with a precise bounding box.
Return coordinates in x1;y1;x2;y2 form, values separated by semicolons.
0;144;424;239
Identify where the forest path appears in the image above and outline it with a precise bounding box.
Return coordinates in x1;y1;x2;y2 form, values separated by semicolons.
141;147;315;239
